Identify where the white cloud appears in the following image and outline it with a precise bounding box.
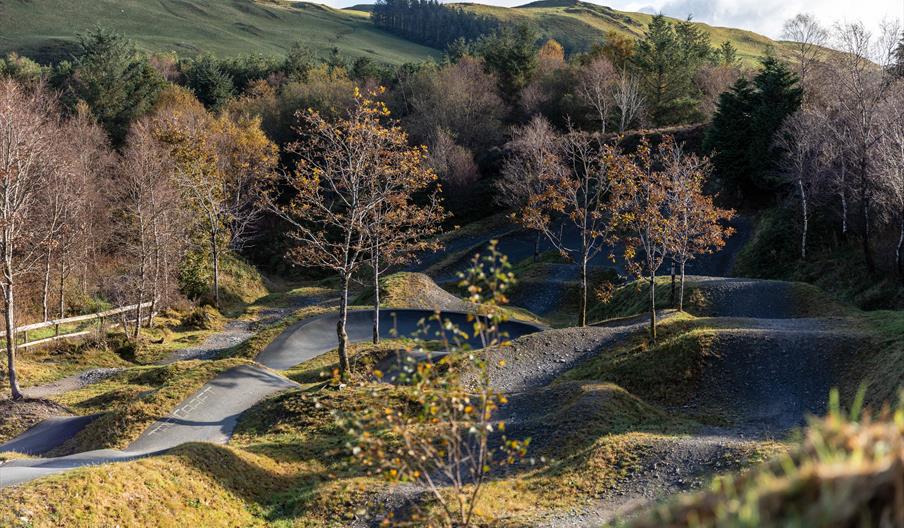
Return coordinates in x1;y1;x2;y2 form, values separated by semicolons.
618;0;901;38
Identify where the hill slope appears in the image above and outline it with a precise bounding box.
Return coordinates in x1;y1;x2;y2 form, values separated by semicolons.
0;0;439;63
454;0;792;61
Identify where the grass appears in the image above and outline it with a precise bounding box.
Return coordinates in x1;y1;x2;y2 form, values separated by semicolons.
733;206;904;311
456;0;803;62
558;314;722;405
588;275;704;323
630;405;904;527
2;0;440;64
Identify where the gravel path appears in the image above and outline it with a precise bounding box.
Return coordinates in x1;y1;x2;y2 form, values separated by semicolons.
508;277;868;527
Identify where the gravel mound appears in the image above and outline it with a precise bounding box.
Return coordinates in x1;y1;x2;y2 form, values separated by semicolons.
0;399;73;444
484;323;648;393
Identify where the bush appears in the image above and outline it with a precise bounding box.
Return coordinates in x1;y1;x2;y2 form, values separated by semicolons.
180;306;224;331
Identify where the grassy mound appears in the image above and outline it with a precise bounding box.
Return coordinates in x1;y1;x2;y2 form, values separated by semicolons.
631;405;904;527
2;0;440;63
559;315;718;405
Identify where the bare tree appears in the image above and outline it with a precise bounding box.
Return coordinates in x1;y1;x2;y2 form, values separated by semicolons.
497;116;561;262
52;103;111;328
777;111;829;260
577;56;616;134
878;84;904;280
695;64;742;119
115;119;185;338
824;21;902;273
426;127;479;190
612;70;646;132
0;80;60;399
782;13;829;93
520;127;613;326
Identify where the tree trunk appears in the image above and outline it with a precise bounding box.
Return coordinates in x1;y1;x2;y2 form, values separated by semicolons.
649;271;657;344
897;214;904;282
372;242;380;345
3;278;22;401
679;261;686;313
337;272;352;378
798;177;808;260
578;258;588;327
860;161;875;274
669;261;676;307
42;249;51;322
56;264;65;337
211;237;221;309
534;231;541;263
840;165;848;236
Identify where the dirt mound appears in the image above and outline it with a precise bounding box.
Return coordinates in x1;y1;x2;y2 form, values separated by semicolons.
687;276;844;318
483;323;650;393
689;325;868;434
359;272;473;313
0;398;72;444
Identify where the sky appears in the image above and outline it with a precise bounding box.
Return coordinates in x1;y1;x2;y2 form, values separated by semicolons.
331;0;903;40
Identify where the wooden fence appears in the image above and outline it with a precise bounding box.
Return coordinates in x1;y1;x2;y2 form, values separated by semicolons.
0;302;153;348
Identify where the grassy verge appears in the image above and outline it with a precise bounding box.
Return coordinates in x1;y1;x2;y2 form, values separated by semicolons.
734;207;904;310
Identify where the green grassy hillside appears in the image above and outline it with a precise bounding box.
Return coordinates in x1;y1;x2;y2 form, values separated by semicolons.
455;0;793;62
0;0;439;63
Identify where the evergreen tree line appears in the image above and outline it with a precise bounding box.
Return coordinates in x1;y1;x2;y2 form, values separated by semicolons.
371;0;499;50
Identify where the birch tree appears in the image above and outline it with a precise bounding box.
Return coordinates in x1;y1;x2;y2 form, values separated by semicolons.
777;111;828;260
782;13;829;94
364;90;446;344
496;116;561;262
612;71;645;132
824;21;901;273
154;88;276;308
879;87;904;280
577;57;616;134
115;119;184;338
0;80;59;399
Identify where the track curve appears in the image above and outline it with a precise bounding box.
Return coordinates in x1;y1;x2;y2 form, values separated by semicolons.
0;309;542;488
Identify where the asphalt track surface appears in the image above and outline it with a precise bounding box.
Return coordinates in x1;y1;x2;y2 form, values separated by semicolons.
0;309;541;488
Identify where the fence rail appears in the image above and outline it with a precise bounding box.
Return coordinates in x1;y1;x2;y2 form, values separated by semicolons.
0;302;153;346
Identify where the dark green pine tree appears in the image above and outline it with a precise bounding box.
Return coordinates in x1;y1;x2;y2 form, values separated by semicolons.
66;27;165;145
185;56;235;110
633;15;712;125
475;24;539;101
704;57;802;203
